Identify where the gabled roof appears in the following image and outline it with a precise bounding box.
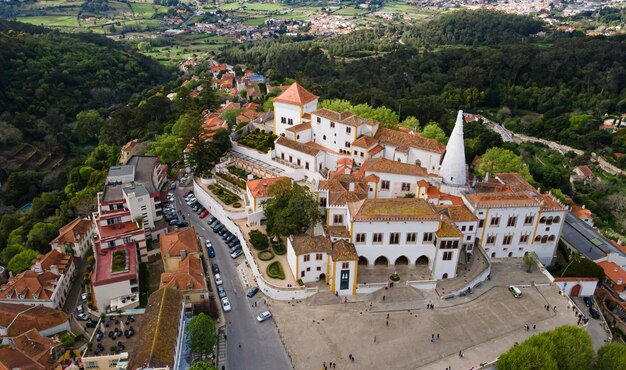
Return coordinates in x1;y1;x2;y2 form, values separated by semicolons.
159;227;200;257
571;205;592;220
32;250;71;274
436;219;463;238
50;218;92;246
575;165;594;178
159;255;207;291
330;240;357;261
464;192;541;209
12;328;61;369
0;303;68;337
350;198;439;222
352;135;378;149
495;173;537;194
246;177;290;199
275;136;321;156
312;109;378;128
128;288;184;370
273;82;319;106
0;347;45;370
436;205;478;222
598;261;626;286
290;235;331;256
362;158;433;177
0;270;59;302
285;122;312;133
375;127;445;154
318;173;368;206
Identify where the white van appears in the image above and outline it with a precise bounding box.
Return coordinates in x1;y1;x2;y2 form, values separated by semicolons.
508;285;522;298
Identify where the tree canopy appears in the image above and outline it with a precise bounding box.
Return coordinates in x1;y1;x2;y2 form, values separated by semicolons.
187;313;217;356
189;362;217;370
421;123;448;144
475;147;531;180
596;342;626;370
263;179;321;236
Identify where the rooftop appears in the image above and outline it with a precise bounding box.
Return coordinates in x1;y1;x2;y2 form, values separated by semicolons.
102;184;124;203
375;127;446;154
0;270;60;302
436;205;479;222
0;303;68;337
597;260;626;286
49;218;93;246
126;156;162;194
330;239;358;261
285;122;312;133
159;255;207;291
350;198;439;222
159;227;201;258
289;235;331;256
97;220;140;239
361;157;434;178
464;192;541;209
312;109;378;128
273;82;319;106
495;173;538;194
276;136;321;156
13;329;61;369
94;244;137;286
108;165;135;179
122;184;150;198
352;135;379;149
127;288;184;370
246;177;290;199
0;347;45;370
436;219;463;238
318;173;368;206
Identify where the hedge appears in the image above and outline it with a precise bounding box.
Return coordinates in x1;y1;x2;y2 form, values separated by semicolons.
258;250;275;261
266;261;285;280
249;230;269;250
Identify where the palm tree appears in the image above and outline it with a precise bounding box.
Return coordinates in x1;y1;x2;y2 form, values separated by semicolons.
523;252;538;273
561;252;582;277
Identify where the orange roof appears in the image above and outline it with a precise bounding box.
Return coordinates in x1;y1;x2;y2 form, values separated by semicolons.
0;347;44;370
437;204;478;222
576;165;594;178
0;303;68;337
275;137;322;156
437;219;463;238
159;227;200;257
313;109;378;128
50;218;92;245
318;173;368;206
553;277;599;282
537;194;566;211
465;192;541;209
417;180;430;187
337;157;353;166
349;198;439;222
12;329;61;369
427;186;439;199
368;145;384;156
285;122;312;133
438;194;465;206
376;127;445;154
362;158;433;177
159;255;207;292
597;261;626;286
218;102;240;113
496;173;537;193
610;240;626;255
273;82;319;106
352;135;378;149
122;139;139;152
571;205;592;220
364;174;379;183
246;177;290;199
0;270;61;302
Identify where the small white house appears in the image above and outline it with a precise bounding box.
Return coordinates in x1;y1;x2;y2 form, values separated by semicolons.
554;277;598;297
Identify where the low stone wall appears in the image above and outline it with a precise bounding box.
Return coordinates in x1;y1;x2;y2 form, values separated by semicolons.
406;279;437;290
194;179;317;301
440;245;492;299
356;282;388;295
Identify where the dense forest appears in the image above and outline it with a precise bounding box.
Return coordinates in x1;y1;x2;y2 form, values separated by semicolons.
219;11;626;146
0;20;174;209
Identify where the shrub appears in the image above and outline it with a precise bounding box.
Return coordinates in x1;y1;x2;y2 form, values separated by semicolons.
258;250;274;261
390;273;400;282
266;261;285;279
249;230;269;250
297;278;304;286
272;242;286;255
232;202;241;208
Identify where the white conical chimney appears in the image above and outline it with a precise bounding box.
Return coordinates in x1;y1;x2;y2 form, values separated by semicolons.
439;110;467;186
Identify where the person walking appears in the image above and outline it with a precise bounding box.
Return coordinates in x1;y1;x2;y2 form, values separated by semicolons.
431;333;435;342
533;324;536;330
437;333;440;340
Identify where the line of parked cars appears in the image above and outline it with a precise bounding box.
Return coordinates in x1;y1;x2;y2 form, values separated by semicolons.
211;263;231;312
185;192;209;218
163;191;188;227
584;296;601;319
207;217;243;259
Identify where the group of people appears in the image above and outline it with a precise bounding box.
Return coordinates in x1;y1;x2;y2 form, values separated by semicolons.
523;323;536;331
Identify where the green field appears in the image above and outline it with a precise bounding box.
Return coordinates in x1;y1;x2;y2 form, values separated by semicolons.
242;17;267;25
130;2;157;18
17;15;79;27
334;7;370;16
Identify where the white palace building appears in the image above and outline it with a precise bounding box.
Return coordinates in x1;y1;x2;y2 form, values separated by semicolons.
236;83;567;296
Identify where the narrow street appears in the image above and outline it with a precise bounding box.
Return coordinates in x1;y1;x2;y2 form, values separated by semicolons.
173;185;292;370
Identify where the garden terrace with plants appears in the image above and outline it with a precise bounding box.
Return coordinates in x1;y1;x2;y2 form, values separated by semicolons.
208;184;242;208
266;261;285;280
249;230;269;250
236;128;277;153
228;166;260;181
216;172;246;189
111;250;128;273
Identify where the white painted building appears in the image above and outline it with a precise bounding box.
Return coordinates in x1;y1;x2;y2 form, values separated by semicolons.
272;83;319;137
245;176;290;226
49;217;95;257
554;277;598;297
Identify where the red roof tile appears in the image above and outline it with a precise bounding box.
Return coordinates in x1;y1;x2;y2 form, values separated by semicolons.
273;82;318;106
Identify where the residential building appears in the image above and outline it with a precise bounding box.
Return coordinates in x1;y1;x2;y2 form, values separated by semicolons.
91;243;139;312
49;217;95;257
272;82;319;137
5;328;63;370
127;288;185;370
462;173;567;265
571;205;593;226
597;253;626;301
159;227;201;272
120;139;140;164
0;303;69;343
553;277;598;297
571;165;594;183
0;250;75;309
245;176;290;226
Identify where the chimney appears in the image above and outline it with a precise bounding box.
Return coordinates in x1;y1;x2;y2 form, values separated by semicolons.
50;265;59;276
33;262;43;275
348;183;355;192
181;249;187;258
582;204;586;209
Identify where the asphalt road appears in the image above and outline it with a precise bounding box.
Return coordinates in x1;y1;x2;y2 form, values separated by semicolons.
172;185;292;370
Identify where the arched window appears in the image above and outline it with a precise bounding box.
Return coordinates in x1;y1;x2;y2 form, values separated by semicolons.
548;235;556;241
541;235;549;243
540;217;546;224
535;235;542;242
553;216;560;224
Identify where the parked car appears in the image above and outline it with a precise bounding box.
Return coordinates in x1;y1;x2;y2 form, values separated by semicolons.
77;313;89;321
212;263;220;274
247;287;259;298
207;216;217;225
215;273;223;285
177;221;189;227
76;305;84;314
257;311;272;322
229;244;241;253
185;190;193;197
222;297;231;312
86;319;97;328
217;286;226;298
584;297;593;307
168;219;180;226
218;229;228;236
213;225;224;233
508;286;522;298
81;292;87;302
200;210;209;218
225;234;236;242
231;249;243;259
227;240;239;248
170;183;176;190
589;307;601;319
206;239;213;248
208;246;215;258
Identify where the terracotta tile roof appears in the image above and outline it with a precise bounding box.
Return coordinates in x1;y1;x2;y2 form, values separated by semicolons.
0;270;59;302
575;165;594;178
352;135;378;149
159;255;207;291
337;157;353;166
312;109;378;128
0;303;68;337
571;205;592;220
318;173;368;206
217;102;240;113
327;226;351;238
417;180;430;187
436;205;478;222
276;137;321;156
243;102;260;111
375;127;445;154
0;347;45;370
495;173;537;194
330;239;357;261
553;277;598;282
438;194;465;205
598;261;626;286
273;82;319;106
50;218;92;245
122;139;139;152
537;194;567;211
128;288;183;370
246;177;290;199
364;174;379;183
285;122;312;133
32;250;71;274
13;329;61;369
426;186;439;199
436;219;463;238
159;227;200;257
610;240;626;255
368;145;384;156
289;235;331;256
362;158;433;177
464;192;541;209
350;198;439;221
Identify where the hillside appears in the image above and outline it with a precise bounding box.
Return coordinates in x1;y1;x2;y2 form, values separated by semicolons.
0;20;174;209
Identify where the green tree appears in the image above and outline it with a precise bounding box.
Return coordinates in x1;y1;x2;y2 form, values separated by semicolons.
596;342;626;370
248;230;269;250
220;109;242;128
319;99;352;112
186;129;231;175
561;252;582;277
401;116;421;131
189;362;217;370
7;249;39;275
497;343;558;370
475;147;531;180
172;112;203;150
73;110;104;144
263;179;321;236
137;41;152;53
522;251;537;272
421;123;448;144
147;134;181;164
26;222;59;253
187;313;217;356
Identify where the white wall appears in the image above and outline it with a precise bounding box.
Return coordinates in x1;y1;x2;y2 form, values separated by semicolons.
331;260;356;296
311;114;356;154
556;280;598;297
408;148;442;174
274;101;302;137
275;143;317;172
432;245;460;279
93;280;132;312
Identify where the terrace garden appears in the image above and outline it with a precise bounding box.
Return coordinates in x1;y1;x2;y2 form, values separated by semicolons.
208;184;242;208
237;128;277;153
111;250;128;273
266;261;285;280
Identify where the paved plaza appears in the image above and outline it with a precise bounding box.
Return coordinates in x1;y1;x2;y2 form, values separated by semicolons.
270;260;579;370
